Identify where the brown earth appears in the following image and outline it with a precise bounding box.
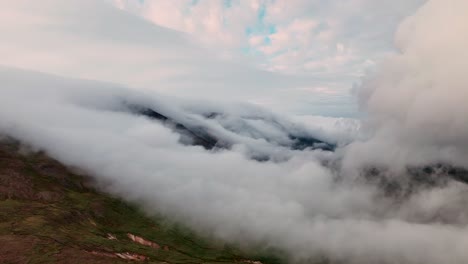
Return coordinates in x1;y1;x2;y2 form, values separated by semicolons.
0;140;276;264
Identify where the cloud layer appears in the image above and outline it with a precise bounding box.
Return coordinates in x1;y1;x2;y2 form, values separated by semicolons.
2;0;468;263
0;0;357;116
345;0;468;171
113;0;425;74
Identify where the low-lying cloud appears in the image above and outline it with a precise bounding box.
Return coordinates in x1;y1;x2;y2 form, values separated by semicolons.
1;0;468;263
344;0;468;172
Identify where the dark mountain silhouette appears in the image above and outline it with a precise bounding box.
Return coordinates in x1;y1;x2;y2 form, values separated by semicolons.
126;104;336;156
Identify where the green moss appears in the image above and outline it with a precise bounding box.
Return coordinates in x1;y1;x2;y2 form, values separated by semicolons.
28;242;62;264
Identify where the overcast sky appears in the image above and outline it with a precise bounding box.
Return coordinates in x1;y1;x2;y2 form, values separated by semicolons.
1;0;426;117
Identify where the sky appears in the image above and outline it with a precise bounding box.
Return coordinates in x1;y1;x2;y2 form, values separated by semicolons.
0;0;426;117
111;0;426;116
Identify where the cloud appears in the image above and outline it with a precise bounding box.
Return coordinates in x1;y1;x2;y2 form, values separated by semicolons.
0;67;363;262
0;0;355;116
117;0;425;75
3;0;468;263
112;0;427;116
344;0;468;172
114;0;261;48
1;60;468;264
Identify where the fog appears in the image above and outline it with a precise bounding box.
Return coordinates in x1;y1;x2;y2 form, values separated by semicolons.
1;0;468;263
344;0;468;172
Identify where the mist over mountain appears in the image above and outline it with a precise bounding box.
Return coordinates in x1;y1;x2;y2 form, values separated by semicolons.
1;0;468;263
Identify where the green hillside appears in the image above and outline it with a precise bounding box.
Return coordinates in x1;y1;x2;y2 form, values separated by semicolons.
0;141;283;264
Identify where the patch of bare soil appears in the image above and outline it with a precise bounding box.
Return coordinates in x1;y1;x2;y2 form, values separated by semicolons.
0;235;39;263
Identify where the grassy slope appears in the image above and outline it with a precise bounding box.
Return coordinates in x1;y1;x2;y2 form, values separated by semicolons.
0;142;283;264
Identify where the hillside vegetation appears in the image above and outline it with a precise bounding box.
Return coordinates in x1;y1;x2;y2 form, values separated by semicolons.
0;141;282;264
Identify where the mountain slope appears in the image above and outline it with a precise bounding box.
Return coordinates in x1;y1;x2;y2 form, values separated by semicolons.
0;66;335;164
0;140;282;264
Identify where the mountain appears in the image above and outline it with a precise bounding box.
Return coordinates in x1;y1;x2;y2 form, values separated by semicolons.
127;103;335;155
0;66;335;164
0;140;283;264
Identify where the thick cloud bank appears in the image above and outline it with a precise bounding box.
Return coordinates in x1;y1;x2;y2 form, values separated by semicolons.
345;0;468;172
2;0;468;263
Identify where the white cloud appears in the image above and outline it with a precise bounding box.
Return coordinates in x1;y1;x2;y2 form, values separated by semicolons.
345;0;468;172
2;47;468;263
3;1;468;263
113;0;427;104
116;0;260;48
112;0;427;119
0;0;356;116
248;35;265;46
